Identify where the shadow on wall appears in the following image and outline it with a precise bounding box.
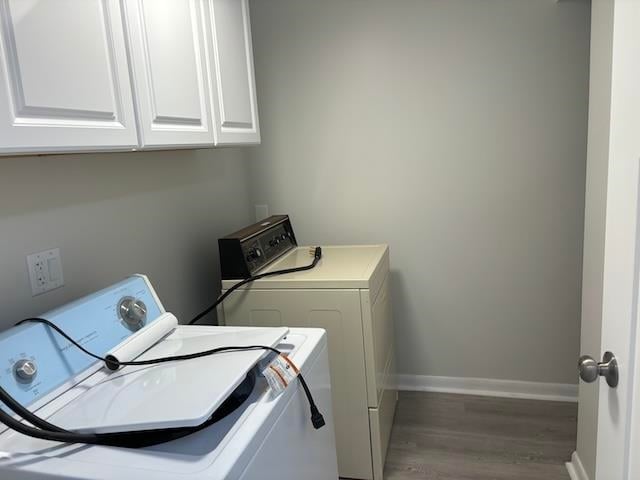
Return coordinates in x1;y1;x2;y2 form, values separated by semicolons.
186;229;233;326
0;148;238;219
389;269;411;369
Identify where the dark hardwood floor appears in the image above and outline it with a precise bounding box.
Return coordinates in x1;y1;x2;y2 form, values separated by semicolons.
384;392;577;480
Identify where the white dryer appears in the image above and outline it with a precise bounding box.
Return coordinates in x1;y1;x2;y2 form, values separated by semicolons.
0;275;338;480
217;217;397;480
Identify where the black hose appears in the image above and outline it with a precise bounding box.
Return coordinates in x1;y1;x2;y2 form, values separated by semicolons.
189;247;322;325
0;373;258;448
0;247;326;446
3;324;324;447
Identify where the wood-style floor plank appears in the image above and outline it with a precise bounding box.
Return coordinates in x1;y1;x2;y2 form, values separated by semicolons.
383;392;577;480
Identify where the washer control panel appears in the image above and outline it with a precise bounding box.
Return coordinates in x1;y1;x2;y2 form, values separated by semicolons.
219;215;297;279
0;276;164;408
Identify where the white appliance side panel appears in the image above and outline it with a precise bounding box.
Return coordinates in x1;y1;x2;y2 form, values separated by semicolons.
368;246;390;303
0;0;138;154
205;0;260;145
239;343;338;480
361;273;396;407
223;289;374;480
124;0;215;147
368;362;398;480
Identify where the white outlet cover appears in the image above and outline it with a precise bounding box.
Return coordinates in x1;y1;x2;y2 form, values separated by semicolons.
27;248;64;296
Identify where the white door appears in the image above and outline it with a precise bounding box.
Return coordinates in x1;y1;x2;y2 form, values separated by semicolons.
205;0;260;145
0;0;138;155
576;1;640;479
124;0;214;148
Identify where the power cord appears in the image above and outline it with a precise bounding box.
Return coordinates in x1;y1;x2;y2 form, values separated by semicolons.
0;317;325;448
0;372;258;447
0;247;326;447
189;246;323;325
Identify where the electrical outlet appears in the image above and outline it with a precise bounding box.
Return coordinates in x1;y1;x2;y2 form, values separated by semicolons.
27;248;64;296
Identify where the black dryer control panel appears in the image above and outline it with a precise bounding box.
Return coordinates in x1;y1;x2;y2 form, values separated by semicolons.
218;215;297;279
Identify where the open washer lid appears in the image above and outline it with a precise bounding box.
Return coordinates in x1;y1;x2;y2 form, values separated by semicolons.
48;326;288;434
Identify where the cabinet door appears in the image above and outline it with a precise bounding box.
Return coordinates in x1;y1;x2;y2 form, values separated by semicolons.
124;0;214;148
206;0;260;145
0;0;138;155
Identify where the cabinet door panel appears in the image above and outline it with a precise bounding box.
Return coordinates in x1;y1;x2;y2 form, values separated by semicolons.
124;0;214;147
206;0;259;145
0;0;138;154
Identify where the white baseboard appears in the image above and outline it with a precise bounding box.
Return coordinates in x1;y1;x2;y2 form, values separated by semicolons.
566;451;589;480
394;374;578;402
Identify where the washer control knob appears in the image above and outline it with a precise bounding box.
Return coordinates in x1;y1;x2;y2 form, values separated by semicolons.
280;233;287;241
14;359;38;383
118;297;147;330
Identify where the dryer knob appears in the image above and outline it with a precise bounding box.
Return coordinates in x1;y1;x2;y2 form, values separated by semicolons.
14;359;38;383
118;297;147;330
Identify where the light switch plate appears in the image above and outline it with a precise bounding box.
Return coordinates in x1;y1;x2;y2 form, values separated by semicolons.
27;248;64;296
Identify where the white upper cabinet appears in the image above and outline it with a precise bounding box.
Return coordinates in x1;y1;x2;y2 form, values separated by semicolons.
205;0;260;145
124;0;215;148
0;0;138;155
0;0;259;155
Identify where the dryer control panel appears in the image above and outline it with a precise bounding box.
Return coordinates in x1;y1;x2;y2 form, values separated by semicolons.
219;215;297;279
0;276;164;409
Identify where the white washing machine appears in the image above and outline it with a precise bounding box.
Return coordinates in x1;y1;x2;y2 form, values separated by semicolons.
0;275;338;480
218;217;397;480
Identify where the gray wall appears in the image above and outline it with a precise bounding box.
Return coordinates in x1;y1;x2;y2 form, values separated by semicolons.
0;148;252;330
248;0;591;384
